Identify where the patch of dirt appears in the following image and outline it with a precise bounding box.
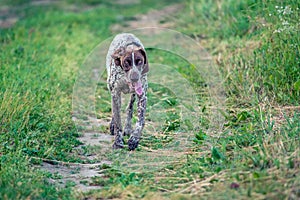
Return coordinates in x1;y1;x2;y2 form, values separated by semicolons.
42;161;108;192
115;0;140;5
0;1;58;29
0;6;20;28
111;4;183;34
41;115;114;192
0;17;18;29
267;105;300;130
79;132;112;146
30;0;59;6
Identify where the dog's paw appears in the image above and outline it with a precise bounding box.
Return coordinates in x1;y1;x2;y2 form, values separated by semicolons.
112;142;124;149
128;136;139;151
112;135;124;149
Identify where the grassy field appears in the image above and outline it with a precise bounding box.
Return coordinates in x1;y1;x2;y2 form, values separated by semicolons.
0;0;299;199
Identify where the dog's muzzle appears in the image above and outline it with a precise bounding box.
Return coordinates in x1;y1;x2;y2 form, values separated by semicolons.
127;52;144;96
128;70;143;96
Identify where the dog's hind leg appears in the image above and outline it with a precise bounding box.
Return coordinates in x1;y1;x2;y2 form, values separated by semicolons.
124;93;136;136
111;90;124;149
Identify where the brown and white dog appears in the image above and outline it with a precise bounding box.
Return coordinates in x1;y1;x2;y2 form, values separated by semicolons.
106;33;149;150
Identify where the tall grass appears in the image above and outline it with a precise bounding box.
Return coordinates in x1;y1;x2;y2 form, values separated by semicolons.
179;0;300;104
169;0;300;198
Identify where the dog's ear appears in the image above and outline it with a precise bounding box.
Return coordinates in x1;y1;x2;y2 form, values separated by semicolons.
112;47;125;66
139;48;149;74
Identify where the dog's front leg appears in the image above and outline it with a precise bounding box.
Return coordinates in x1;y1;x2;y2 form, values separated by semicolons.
124;93;136;136
111;90;124;149
128;93;147;150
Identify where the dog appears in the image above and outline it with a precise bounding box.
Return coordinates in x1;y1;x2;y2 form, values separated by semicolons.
106;33;149;150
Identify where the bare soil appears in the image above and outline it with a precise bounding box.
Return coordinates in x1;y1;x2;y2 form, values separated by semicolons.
111;4;183;34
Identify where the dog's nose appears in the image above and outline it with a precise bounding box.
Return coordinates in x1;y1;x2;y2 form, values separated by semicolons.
130;71;139;82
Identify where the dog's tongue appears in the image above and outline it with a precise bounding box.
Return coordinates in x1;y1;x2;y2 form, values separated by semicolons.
134;81;143;96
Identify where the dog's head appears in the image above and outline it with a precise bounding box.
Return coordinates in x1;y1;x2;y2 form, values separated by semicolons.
112;43;149;95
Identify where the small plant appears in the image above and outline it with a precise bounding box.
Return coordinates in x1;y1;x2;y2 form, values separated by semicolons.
193;129;207;144
163;111;181;133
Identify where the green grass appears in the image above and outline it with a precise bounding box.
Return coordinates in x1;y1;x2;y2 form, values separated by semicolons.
178;0;300;104
1;0;299;199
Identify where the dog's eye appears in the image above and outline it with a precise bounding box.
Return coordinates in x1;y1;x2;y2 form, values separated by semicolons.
136;59;143;66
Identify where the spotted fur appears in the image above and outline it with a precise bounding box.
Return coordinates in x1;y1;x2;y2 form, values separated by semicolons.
106;33;148;150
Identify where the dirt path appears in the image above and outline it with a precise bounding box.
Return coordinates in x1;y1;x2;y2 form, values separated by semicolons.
41;118;113;192
111;4;183;34
39;3;184;193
